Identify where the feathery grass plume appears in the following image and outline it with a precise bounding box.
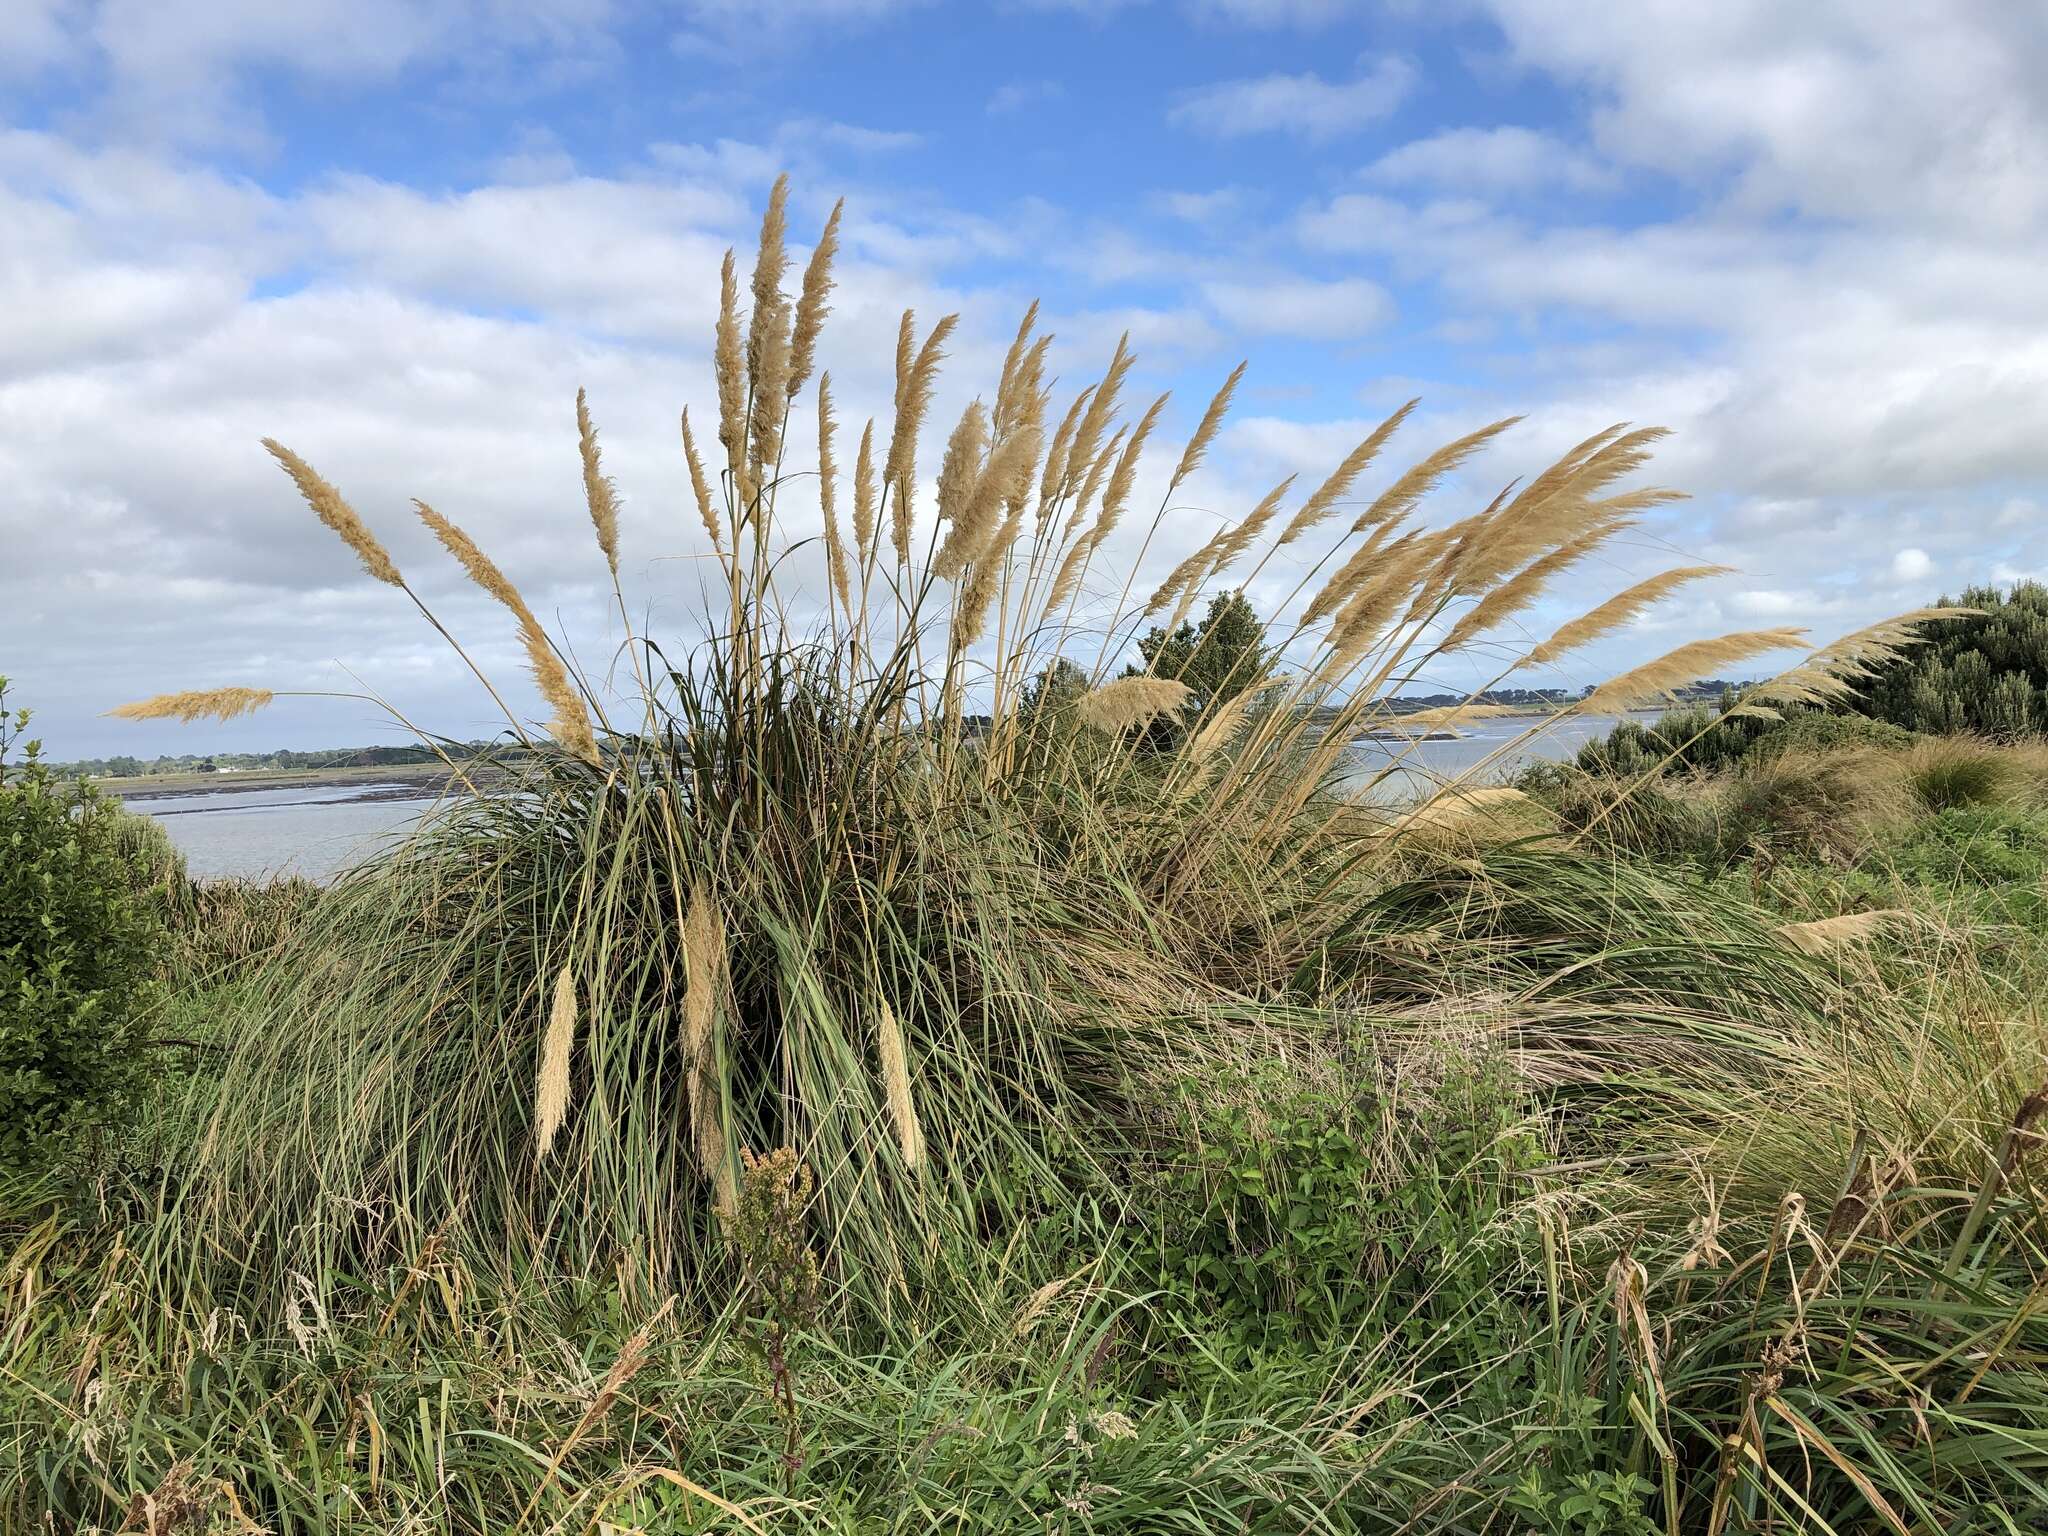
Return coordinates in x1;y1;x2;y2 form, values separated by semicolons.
1578;628;1809;715
413;500;598;762
535;964;577;1162
891;309;914;416
952;504;1018;652
940;423;1034;584
1528;565;1732;665
1185;678;1274;762
1205;475;1297;580
680;409;724;557
1076;676;1194;734
714;251;747;487
1065;425;1126;539
1170;361;1244;489
1143;542;1215;617
934;401;990;532
1738;607;1979;715
992;302;1042;436
746;174;790;384
1440;526;1615;653
1060;336;1133;504
1036;385;1093;527
261;439;402;587
874;998;925;1170
575;389;622;576
1777;910;1908;956
852;419;878;567
817;376;851;617
1274;399;1418;548
786;196;842;398
1304;519;1403;626
885;312;961;562
1318;532;1437;677
682;883;729;1185
1352;415;1521;540
109;688;275;724
1088;391;1168;551
747;294;793;479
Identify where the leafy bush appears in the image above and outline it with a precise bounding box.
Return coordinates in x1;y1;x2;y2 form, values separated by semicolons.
1857;580;2048;735
0;679;165;1171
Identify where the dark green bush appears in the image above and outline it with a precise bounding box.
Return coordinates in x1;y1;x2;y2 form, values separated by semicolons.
1858;581;2048;736
0;679;165;1172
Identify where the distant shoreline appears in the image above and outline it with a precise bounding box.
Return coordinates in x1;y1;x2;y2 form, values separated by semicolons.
103;762;482;805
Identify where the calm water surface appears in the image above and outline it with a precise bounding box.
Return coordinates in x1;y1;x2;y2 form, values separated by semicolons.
135;712;1657;881
129;782;448;881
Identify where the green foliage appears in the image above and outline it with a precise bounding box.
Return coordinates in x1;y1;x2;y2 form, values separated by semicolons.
1133;589;1272;714
1859;581;2048;736
0;679;165;1172
1142;1037;1536;1367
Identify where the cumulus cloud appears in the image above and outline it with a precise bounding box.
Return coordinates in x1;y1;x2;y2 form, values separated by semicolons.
1366;126;1615;196
1170;54;1414;140
1890;548;1934;584
1201;276;1392;337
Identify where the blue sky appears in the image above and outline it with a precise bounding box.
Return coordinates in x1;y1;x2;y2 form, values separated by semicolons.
5;0;2047;758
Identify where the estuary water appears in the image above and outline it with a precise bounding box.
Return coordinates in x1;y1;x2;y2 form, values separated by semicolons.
129;712;1656;882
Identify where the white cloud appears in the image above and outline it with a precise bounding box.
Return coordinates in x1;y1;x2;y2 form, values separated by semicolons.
1367;126;1615;196
1170;54;1414;140
987;79;1064;116
1202;276;1392;337
1889;547;1934;584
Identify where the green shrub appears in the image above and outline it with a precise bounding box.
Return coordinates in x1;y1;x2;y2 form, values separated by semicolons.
0;679;166;1172
1745;709;1915;759
1857;581;2048;735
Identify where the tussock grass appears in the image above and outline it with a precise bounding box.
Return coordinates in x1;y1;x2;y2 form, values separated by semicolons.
16;179;2045;1529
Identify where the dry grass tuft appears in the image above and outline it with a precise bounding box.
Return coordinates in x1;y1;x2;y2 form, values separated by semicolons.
108;688;274;724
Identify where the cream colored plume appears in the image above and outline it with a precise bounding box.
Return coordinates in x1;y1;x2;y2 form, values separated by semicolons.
1076;676;1194;734
262;439;402;588
1275;399;1417;548
1398;785;1534;834
787;195;842;398
875;998;925;1170
575;389;621;575
1528;566;1731;665
1577;629;1808;715
817;375;851;617
1386;703;1527;730
1170;361;1244;489
680;409;724;557
682;883;729;1184
414;501;599;766
1740;607;1978;715
535;964;578;1162
109;688;275;724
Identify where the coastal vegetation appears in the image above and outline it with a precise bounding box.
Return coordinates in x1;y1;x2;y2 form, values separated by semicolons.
3;183;2044;1532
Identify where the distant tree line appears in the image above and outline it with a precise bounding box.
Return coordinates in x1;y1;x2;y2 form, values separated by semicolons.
46;741;504;780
